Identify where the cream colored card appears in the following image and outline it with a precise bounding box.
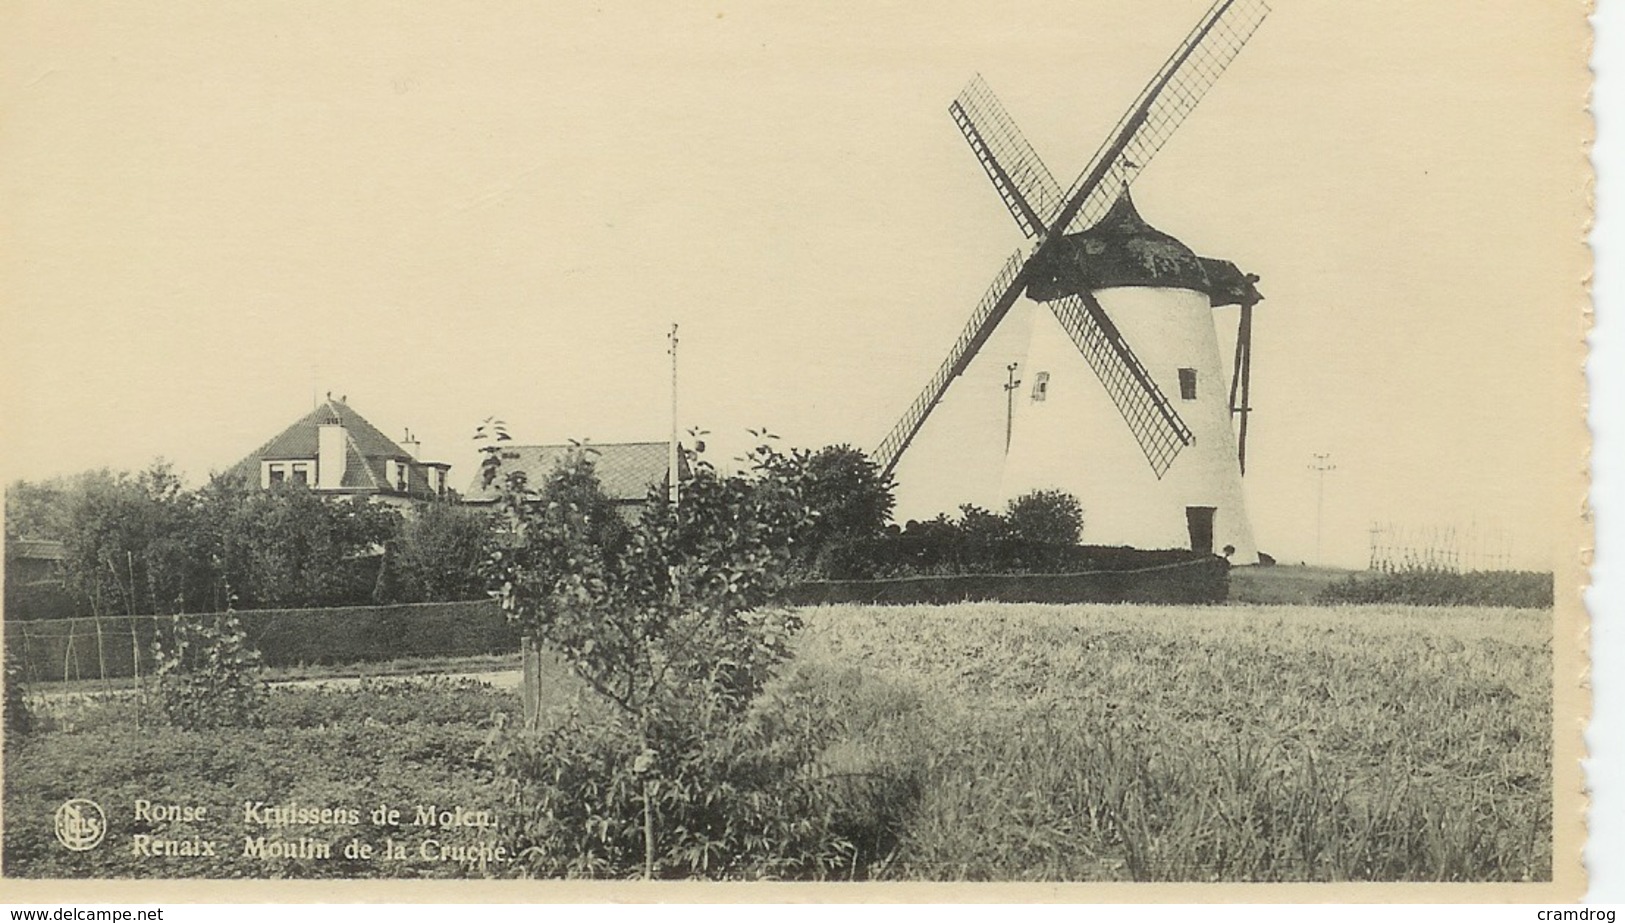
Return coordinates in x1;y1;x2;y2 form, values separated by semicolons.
0;0;1592;902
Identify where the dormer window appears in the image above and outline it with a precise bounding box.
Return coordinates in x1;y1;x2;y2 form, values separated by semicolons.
262;461;291;487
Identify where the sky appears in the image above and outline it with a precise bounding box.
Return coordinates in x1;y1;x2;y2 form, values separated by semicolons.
0;0;1589;570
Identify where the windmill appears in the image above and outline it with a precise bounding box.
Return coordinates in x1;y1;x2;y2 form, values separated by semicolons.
872;0;1270;563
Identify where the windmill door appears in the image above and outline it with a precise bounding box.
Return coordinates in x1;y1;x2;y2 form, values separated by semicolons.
1185;506;1217;555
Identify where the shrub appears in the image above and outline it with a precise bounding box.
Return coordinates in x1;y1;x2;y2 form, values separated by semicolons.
489;661;924;879
4;655;30;739
1316;569;1553;608
1004;489;1084;545
152;609;267;729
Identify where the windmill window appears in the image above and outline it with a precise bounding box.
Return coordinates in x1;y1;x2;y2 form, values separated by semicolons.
1178;368;1198;401
1032;371;1050;402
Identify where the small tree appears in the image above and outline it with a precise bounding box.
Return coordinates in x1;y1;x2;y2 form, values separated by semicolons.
1004;489;1084;545
203;480;402;609
761;444;895;555
152;603;267;730
387;503;496;603
483;435;880;879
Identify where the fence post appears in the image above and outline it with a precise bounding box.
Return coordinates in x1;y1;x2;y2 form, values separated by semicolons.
521;634;542;729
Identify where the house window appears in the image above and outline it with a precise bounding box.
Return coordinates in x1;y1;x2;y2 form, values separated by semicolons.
1031;371;1050;402
389;460;408;492
268;464;286;485
290;464;309;486
1178;368;1198;401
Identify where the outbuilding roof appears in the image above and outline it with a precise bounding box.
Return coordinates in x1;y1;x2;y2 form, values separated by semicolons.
462;442;684;504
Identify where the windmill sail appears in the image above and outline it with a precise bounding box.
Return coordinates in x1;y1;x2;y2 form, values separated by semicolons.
875;0;1268;479
1048;293;1193;478
1052;0;1271;237
874;250;1027;475
950;75;1063;239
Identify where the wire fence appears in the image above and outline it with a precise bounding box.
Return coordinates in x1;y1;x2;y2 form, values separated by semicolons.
4;599;513;685
1366;521;1517;574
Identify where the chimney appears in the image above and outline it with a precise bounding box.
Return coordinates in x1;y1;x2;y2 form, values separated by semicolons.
318;422;348;489
402;428;421;460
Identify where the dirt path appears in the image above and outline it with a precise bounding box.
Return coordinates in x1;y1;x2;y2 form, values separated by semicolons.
25;668;524;707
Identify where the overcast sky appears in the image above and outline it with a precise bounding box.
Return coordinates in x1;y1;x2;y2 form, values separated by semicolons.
0;0;1587;569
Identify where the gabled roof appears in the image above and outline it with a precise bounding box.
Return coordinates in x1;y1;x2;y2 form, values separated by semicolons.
462;442;683;504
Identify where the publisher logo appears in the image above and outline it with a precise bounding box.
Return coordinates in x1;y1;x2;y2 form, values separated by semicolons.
54;799;106;851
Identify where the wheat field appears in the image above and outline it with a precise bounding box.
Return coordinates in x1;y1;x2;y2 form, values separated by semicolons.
790;602;1552;881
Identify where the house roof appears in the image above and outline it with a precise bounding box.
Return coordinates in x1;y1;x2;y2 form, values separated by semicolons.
256;399;412;461
226;398;446;496
462;442;682;503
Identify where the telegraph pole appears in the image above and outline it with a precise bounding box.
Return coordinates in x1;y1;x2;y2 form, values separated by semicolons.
1309;453;1336;564
668;323;680;506
1003;363;1021;453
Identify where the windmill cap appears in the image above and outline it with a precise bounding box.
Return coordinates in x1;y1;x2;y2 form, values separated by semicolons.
1026;193;1262;308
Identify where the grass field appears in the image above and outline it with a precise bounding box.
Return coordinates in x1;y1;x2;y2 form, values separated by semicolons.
4;601;1551;881
1226;565;1357;605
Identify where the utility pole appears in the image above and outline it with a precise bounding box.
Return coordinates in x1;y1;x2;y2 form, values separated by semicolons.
668;324;680;506
1002;362;1021;453
1309;453;1336;564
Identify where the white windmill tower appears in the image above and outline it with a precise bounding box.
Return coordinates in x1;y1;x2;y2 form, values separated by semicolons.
872;0;1270;563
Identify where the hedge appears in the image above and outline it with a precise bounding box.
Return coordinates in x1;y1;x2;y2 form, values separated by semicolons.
1315;570;1554;608
786;556;1229;607
5;600;515;684
815;536;1206;580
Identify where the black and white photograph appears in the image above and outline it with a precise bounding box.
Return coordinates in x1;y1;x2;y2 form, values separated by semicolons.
0;0;1592;900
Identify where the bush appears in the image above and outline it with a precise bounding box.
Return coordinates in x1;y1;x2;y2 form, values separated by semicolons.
1316;570;1553;608
489;661;923;879
1004;489;1084;545
152;609;267;729
4;655;30;739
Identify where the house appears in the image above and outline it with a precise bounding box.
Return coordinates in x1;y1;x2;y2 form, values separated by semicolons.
226;396;452;505
461;442;686;520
